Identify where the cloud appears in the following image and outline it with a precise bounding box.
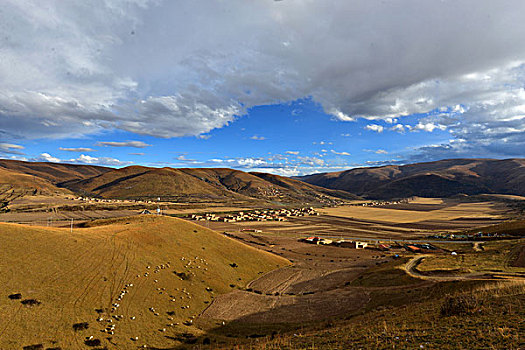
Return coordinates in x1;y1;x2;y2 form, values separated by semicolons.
285;151;299;155
174;154;196;162
250;135;266;140
33;153;61;163
59;147;95;152
365;124;384;133
390;124;407;133
1;0;525;160
72;154;131;166
96;141;151;148
375;149;388;154
331;150;351;156
129;152;145;156
413;122;447;132
31;152;130;166
0;143;25;155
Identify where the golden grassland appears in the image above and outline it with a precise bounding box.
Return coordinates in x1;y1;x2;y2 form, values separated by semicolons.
0;215;289;349
320;201;503;223
230;280;525;350
419;240;525;274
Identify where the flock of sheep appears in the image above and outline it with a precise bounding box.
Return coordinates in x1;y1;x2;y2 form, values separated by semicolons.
80;255;213;348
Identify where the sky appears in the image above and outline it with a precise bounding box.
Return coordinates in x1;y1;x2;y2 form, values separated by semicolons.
1;0;525;176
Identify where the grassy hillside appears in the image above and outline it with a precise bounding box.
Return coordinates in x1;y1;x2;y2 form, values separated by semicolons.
0;216;289;349
0;167;72;208
63;166;354;204
0;159;110;183
239;281;525;349
298;158;525;199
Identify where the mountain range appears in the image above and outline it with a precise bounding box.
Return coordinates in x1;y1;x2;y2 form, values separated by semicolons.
1;158;525;204
0;159;356;205
297;158;525;199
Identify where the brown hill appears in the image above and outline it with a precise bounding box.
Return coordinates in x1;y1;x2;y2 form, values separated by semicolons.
0;215;288;349
63;165;357;204
0;167;72;207
297;158;525;199
0;159;110;183
0;159;111;208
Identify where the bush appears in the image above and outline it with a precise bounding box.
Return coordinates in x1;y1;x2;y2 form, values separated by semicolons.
440;294;482;316
72;322;89;331
23;345;43;350
8;293;22;300
84;338;101;347
173;271;191;280
21;299;41;306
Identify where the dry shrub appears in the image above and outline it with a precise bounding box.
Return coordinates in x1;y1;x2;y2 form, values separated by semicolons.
84;338;101;347
72;322;89;331
23;345;43;350
440;294;482;316
21;299;41;306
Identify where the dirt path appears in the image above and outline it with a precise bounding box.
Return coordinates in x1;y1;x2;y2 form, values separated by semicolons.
472;242;484;251
404;255;524;281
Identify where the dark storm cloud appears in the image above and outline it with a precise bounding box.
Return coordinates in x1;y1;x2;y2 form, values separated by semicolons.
1;0;525;158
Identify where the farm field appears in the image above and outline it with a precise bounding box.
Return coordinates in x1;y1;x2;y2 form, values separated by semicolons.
195;198;508;241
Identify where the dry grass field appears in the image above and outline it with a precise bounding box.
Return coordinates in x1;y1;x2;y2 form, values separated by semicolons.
0;216;288;349
193;198;508;241
320;200;504;224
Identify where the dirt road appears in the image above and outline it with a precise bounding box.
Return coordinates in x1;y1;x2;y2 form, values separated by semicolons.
404;255;524;281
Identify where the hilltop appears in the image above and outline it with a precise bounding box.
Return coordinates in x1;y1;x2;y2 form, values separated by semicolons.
0;215;288;349
0;159;358;207
297;158;525;199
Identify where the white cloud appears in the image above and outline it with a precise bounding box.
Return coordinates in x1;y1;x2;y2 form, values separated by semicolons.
72;154;131;166
390;124;406;133
96;141;151;148
34;153;61;163
331;150;351;156
413;122;447;132
285;151;299;155
250;135;266;140
59;147;95;152
365;124;384;133
375;149;388;154
0;143;25;155
30;152;130;166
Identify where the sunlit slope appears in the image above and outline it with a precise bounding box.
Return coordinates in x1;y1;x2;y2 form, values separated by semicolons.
63;165;354;203
0;215;288;349
0;167;72;204
298;158;525;199
0;158;110;183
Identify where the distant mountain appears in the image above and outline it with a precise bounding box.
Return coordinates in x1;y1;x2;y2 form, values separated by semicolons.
0;159;358;205
0;159;110;183
0;159;110;205
63;166;358;203
296;158;525;199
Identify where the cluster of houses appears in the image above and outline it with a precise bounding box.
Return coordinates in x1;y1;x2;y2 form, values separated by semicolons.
403;243;440;253
300;237;443;253
189;207;320;223
352;198;410;207
300;236;369;249
429;231;511;241
69;196;146;204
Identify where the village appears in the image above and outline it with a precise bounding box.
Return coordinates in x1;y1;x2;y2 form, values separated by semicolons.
298;236;443;254
188;207;319;223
